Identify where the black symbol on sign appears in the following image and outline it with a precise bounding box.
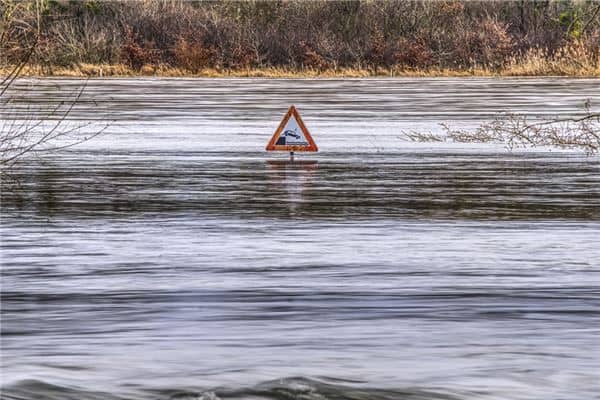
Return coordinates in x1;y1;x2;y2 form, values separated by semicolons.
276;128;301;145
284;129;300;139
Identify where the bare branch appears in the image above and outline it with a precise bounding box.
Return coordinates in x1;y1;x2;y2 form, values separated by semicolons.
402;108;600;155
0;2;108;177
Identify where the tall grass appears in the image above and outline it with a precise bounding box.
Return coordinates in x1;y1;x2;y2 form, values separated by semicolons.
1;0;599;76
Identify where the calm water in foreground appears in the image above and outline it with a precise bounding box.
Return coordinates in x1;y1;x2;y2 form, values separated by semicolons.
1;78;600;400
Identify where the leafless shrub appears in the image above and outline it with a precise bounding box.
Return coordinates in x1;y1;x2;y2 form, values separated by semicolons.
120;26;161;71
394;37;433;68
477;113;599;154
400;130;445;142
1;0;108;178
403;105;600;154
172;34;218;72
0;80;108;171
299;40;331;70
440;121;504;144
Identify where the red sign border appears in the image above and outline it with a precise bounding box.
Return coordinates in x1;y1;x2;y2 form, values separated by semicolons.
265;105;318;152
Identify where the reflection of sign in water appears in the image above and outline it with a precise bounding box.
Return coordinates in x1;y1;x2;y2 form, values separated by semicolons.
266;160;318;214
266;105;318;152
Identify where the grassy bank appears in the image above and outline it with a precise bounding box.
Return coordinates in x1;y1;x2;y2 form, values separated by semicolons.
4;47;600;79
2;1;600;78
5;66;599;78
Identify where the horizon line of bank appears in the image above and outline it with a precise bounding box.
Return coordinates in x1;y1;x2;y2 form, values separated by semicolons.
2;63;599;79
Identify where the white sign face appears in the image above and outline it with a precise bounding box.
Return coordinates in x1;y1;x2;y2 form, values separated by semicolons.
274;114;310;146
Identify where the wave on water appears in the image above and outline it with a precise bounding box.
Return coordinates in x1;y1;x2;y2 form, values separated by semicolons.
1;377;465;400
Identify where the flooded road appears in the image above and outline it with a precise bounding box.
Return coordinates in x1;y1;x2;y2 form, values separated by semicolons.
1;78;600;400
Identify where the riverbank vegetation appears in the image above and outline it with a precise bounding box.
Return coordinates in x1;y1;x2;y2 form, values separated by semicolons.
1;0;600;77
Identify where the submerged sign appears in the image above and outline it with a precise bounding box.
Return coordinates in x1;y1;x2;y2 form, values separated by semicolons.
266;105;318;152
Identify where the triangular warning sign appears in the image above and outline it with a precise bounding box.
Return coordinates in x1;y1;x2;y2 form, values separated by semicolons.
266;105;318;152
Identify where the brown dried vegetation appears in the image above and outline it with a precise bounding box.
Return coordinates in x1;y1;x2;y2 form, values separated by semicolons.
1;0;599;77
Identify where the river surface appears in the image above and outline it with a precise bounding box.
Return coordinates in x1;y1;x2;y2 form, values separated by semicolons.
1;78;600;400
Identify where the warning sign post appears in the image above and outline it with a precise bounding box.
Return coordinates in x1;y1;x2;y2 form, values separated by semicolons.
266;106;318;161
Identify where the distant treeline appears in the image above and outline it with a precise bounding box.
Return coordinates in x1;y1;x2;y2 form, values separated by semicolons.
2;0;600;75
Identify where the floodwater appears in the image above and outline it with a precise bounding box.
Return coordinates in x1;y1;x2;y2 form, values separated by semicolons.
1;78;599;400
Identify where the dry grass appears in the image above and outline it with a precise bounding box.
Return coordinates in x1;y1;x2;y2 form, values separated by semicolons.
2;60;599;79
504;42;600;77
2;39;598;78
